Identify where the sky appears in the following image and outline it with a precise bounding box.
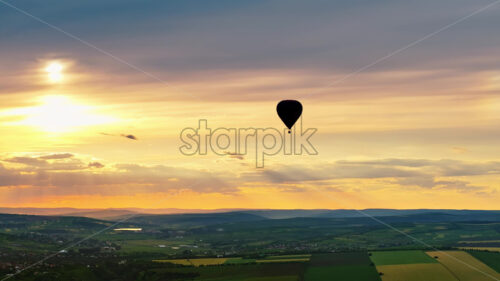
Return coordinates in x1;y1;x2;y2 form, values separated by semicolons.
1;0;500;210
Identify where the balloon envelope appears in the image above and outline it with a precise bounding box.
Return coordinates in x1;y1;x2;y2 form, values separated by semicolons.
276;100;302;130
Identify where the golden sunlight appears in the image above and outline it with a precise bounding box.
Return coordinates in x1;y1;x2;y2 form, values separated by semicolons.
7;95;115;133
45;62;64;83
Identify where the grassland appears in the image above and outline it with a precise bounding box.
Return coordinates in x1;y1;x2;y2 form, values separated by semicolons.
376;263;458;281
309;252;372;266
460;247;500;252
154;258;229;266
305;265;382;281
154;255;310;266
370;250;437;266
468;251;500;273
224;258;257;264
427;251;500;281
305;252;381;281
172;263;306;281
256;258;309;263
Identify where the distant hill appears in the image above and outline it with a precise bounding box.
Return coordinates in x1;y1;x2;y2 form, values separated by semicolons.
127;212;267;228
0;213;119;234
0;207;243;219
1;208;499;221
245;209;500;219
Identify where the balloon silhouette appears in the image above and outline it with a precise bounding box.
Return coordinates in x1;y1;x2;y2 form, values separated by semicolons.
277;100;302;133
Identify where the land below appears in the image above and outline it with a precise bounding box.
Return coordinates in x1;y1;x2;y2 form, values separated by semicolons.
1;208;500;280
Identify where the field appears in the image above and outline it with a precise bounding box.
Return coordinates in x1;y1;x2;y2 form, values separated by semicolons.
154;255;310;266
3;211;500;281
173;263;307;281
370;250;437;266
468;251;500;273
305;265;382;281
426;251;500;281
376;264;457;281
305;252;381;281
154;258;229;266
309;252;372;266
460;247;500;252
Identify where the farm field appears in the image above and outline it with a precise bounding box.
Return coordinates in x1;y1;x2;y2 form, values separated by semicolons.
154;255;310;266
309;252;372;266
173;263;307;281
468;251;500;273
460;247;500;252
370;250;437;266
154;258;229;266
376;263;458;281
305;265;382;281
3;211;500;281
426;251;500;281
305;252;381;281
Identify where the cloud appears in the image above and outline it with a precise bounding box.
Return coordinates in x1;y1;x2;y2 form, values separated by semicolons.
224;151;244;160
244;158;500;193
4;156;47;167
2;155;86;171
100;133;137;140
121;134;137;140
1;154;499;199
88;162;104;168
2;0;500;103
0;154;234;196
39;153;74;160
247;161;425;183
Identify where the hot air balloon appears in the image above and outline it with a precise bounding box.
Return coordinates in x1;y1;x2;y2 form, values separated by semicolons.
277;100;302;133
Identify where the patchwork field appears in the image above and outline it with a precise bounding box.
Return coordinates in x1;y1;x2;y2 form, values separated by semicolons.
370;250;437;266
427;251;500;281
468;251;500;273
149;251;500;280
376;263;458;281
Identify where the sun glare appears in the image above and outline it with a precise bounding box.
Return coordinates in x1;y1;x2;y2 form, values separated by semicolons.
45;62;63;83
13;96;115;133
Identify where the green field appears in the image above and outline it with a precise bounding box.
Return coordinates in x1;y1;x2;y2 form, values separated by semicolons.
427;251;500;281
305;253;381;281
309;252;372;266
154;255;310;266
173;263;307;281
467;251;500;273
154;258;229;266
370;250;437;266
462;247;500;252
305;265;381;281
225;258;257;264
376;263;458;281
262;254;311;260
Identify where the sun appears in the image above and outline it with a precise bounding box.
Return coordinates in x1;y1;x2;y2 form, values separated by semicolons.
45;62;64;83
17;96;115;133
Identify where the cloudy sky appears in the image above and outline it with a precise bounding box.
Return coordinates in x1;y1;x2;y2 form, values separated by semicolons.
1;0;500;209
